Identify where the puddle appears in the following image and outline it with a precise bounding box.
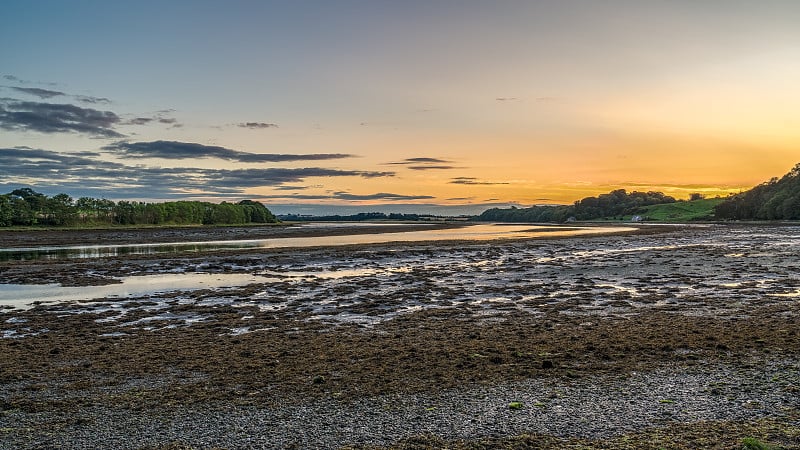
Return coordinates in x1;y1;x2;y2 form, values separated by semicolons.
0;273;272;309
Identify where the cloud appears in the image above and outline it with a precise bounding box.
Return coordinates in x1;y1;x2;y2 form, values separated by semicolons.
122;112;181;127
238;122;278;129
251;193;333;200
332;192;436;201
272;185;310;191
496;97;518;101
407;165;457;171
10;87;65;99
389;157;451;165
0;147;394;199
104;140;355;163
125;117;154;125
75;95;112;105
449;177;510;185
388;157;459;170
0;100;124;138
253;191;437;202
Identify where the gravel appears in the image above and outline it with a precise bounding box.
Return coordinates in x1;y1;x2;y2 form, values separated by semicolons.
2;358;798;449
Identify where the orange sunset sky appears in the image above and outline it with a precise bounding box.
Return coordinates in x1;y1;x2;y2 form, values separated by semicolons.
2;1;799;215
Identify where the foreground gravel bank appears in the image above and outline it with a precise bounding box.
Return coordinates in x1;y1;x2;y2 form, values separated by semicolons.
2;357;798;449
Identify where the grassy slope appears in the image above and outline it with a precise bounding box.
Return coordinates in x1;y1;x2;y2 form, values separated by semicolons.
636;197;725;222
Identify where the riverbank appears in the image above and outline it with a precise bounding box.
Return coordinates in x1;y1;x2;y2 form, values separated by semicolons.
0;222;464;248
1;224;799;448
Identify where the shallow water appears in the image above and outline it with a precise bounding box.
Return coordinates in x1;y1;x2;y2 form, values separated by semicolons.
0;273;272;309
2;225;798;332
0;223;634;261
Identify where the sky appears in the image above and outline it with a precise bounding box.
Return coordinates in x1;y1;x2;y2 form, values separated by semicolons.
2;1;799;215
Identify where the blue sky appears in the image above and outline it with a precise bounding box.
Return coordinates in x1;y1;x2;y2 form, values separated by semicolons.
2;1;800;214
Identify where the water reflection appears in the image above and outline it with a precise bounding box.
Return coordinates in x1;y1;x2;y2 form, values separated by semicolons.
0;224;636;261
0;273;272;309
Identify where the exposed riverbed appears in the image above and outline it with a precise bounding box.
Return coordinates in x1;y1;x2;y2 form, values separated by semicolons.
1;223;798;449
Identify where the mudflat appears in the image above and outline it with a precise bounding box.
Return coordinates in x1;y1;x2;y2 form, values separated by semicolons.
1;223;799;449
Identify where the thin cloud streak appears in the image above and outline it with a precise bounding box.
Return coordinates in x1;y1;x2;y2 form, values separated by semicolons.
332;192;435;201
238;122;278;129
104;140;355;163
388;157;451;165
10;87;65;99
407;165;458;171
449;177;510;185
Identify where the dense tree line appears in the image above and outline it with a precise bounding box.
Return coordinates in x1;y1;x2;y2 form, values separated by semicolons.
477;189;677;223
714;163;800;220
0;188;278;227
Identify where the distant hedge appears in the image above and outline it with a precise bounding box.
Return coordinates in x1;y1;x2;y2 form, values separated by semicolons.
0;188;278;227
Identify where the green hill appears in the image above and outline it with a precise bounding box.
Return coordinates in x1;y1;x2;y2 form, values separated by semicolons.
635;197;725;222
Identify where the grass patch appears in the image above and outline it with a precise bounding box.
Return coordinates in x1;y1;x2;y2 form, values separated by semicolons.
635;197;726;222
742;437;783;450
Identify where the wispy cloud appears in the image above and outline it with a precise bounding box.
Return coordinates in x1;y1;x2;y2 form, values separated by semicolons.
409;165;458;170
10;87;65;99
0;100;124;138
122;111;180;127
449;177;510;185
495;97;518;101
75;95;112;105
389;157;450;165
125;117;155;125
388;157;459;170
104;140;354;163
272;185;310;191
238;122;278;129
332;192;435;201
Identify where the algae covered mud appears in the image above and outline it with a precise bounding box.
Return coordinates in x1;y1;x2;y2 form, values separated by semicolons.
1;223;799;449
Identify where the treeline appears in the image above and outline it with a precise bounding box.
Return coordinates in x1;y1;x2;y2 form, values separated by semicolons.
714;163;800;220
477;189;677;223
0;188;278;227
279;212;422;222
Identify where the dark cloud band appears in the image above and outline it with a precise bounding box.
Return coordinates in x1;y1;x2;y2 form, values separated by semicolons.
10;87;65;99
0;100;123;138
104;140;354;163
0;147;394;199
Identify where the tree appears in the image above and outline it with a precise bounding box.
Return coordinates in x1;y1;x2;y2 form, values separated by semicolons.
0;195;12;227
715;163;800;220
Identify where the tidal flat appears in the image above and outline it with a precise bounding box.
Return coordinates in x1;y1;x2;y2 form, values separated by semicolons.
1;223;799;449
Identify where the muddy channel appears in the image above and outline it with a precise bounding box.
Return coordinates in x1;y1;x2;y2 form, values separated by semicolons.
1;223;799;449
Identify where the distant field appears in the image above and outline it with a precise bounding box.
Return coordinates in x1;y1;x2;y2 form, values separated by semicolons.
636;197;726;222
